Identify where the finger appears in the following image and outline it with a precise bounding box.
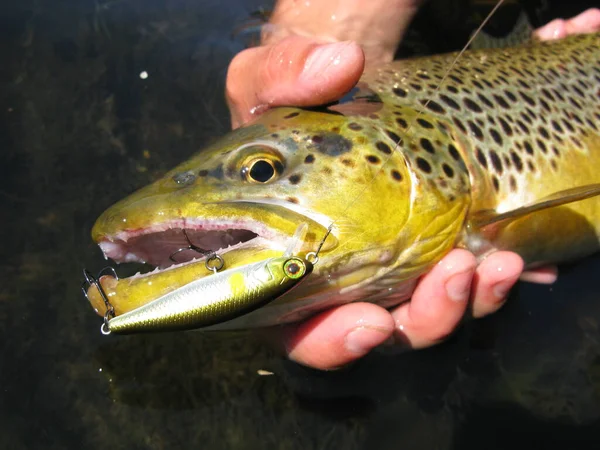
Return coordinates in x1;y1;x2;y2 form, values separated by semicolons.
470;251;524;318
534;8;600;40
226;36;364;128
519;265;558;284
273;302;394;370
391;249;477;349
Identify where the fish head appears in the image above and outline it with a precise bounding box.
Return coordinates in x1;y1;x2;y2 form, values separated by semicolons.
90;105;470;327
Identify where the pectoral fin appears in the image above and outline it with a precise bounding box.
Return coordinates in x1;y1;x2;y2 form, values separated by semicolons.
471;184;600;228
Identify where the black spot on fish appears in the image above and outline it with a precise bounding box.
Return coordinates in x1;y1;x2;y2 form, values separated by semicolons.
489;128;503;145
489;151;503;174
440;94;460;111
341;158;355;168
476;148;488;168
510;151;523;172
385;130;402;146
442;164;454;178
284;112;300;119
208;164;224;180
519;92;535;107
391;170;403;181
421;99;446;114
493;94;510;109
271;133;279;138
448;144;461;161
448;75;463;85
477;93;494;108
516;120;529;134
524;141;534;155
417;118;434;129
420;138;435;154
492;176;500;192
304;154;315;164
467;121;484;140
289;174;302;185
536;139;547;154
416;157;432;173
348;122;363;131
311;134;353;156
376;141;392;155
366;155;380;164
463;98;483;113
396;117;408;128
393;87;407;98
453;118;467;134
505;90;518;103
498;117;512;136
198;169;209;177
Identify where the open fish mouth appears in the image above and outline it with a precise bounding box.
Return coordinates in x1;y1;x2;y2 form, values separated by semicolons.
97;219;290;275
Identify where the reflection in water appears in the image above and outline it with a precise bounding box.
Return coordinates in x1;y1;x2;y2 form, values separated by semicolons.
1;0;599;449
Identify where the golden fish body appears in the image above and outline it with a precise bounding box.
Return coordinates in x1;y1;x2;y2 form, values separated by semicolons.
87;33;600;330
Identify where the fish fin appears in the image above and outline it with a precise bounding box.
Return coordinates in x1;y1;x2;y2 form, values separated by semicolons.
470;11;534;50
471;184;600;228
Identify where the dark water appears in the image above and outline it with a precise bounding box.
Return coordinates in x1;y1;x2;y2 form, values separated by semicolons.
1;1;599;449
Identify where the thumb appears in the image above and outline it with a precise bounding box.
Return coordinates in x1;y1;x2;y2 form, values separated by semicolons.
226;36;364;128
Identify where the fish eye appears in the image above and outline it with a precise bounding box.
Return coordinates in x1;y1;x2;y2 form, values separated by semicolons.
284;258;307;279
243;159;276;183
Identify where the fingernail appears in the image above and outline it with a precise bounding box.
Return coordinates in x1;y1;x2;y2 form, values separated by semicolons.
302;41;353;79
345;326;391;355
492;279;514;299
445;270;473;302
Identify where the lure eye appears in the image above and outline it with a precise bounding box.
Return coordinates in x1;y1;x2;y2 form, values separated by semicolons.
283;258;307;279
241;159;274;183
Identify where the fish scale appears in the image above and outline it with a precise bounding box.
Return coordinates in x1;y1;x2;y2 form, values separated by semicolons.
86;32;600;330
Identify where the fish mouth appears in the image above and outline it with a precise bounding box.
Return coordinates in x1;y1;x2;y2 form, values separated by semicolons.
88;201;335;317
98;218;290;274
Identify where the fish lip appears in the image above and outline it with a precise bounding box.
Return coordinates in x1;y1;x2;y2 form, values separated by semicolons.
97;217;290;270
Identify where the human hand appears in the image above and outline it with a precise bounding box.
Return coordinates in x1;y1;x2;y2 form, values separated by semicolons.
226;7;600;370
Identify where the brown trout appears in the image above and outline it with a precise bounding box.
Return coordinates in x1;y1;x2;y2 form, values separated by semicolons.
87;32;600;330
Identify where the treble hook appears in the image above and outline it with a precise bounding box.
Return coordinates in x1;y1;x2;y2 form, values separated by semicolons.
168;229;225;274
81;268;116;335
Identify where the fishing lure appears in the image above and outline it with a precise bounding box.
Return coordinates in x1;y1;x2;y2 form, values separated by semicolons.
83;224;329;334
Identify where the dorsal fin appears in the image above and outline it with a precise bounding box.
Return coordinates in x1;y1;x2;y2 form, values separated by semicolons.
471;184;600;228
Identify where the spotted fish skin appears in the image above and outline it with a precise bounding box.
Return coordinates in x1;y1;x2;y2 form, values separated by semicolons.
90;33;600;329
358;32;600;265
